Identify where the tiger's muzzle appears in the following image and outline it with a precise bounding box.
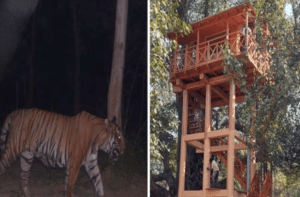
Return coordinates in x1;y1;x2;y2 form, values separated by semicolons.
109;144;124;163
112;148;120;161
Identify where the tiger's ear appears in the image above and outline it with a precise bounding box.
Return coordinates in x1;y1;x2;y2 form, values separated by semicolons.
112;116;116;123
105;119;109;127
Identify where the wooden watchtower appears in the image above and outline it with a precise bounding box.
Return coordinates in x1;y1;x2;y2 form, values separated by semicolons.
167;2;271;197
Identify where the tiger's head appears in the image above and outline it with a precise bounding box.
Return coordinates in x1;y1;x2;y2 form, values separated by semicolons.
105;116;125;162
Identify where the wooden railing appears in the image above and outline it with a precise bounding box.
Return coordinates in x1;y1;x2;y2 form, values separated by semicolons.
169;30;270;78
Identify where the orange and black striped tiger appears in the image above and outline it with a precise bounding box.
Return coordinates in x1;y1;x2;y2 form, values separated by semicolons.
0;108;125;197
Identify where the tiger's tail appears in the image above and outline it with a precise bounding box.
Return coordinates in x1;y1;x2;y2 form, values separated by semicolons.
0;112;18;174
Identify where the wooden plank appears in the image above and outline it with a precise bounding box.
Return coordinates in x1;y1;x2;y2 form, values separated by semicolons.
184;132;205;141
186;80;206;91
235;143;248;150
206;189;228;196
181;190;203;196
187;141;204;150
196;143;248;153
186;75;229;91
211;85;229;102
209;75;229;86
211;95;245;107
207;129;230;138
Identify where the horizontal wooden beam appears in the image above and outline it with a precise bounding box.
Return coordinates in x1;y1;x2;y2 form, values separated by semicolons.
209;75;230;86
207;129;230;138
187;141;204;150
181;189;228;197
196;143;248;153
183;132;205;141
211;95;245;107
187;75;231;91
181;190;203;196
186;81;206;91
182;189;229;197
183;129;241;142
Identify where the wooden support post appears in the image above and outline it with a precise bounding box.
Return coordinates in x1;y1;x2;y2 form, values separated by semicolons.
178;89;188;196
227;80;235;197
245;11;249;49
196;30;199;64
174;38;178;73
226;20;229;42
203;84;211;195
185;45;188;69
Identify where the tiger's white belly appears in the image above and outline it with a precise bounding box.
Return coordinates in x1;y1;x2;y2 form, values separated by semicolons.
33;150;67;168
32;147;94;168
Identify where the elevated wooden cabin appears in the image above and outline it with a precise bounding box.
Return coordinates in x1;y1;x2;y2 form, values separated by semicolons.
167;2;272;197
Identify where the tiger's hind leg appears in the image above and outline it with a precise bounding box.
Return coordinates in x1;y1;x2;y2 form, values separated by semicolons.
20;151;34;197
84;153;104;197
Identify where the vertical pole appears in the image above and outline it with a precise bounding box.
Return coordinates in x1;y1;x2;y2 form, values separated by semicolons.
247;142;251;193
227;80;235;197
203;84;211;195
178;89;188;196
196;30;199;64
250;106;256;183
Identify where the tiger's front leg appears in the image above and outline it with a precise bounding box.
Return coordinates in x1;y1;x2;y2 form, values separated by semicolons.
20;151;34;197
84;153;104;197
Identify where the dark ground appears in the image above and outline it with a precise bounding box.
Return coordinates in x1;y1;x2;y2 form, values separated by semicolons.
0;158;146;197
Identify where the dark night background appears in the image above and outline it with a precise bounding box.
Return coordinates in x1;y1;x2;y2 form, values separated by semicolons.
0;0;146;187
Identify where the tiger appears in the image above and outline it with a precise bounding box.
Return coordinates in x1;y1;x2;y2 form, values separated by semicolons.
0;108;125;197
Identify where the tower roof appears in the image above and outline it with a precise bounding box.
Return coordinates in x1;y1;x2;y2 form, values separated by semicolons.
167;2;256;45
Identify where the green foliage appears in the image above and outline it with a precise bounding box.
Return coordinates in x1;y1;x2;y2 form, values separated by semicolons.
150;0;191;176
273;168;300;196
221;2;300;195
151;101;179;175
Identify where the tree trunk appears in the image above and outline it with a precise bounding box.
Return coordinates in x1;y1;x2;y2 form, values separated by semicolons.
204;0;209;17
291;0;298;38
107;0;128;128
71;0;81;115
